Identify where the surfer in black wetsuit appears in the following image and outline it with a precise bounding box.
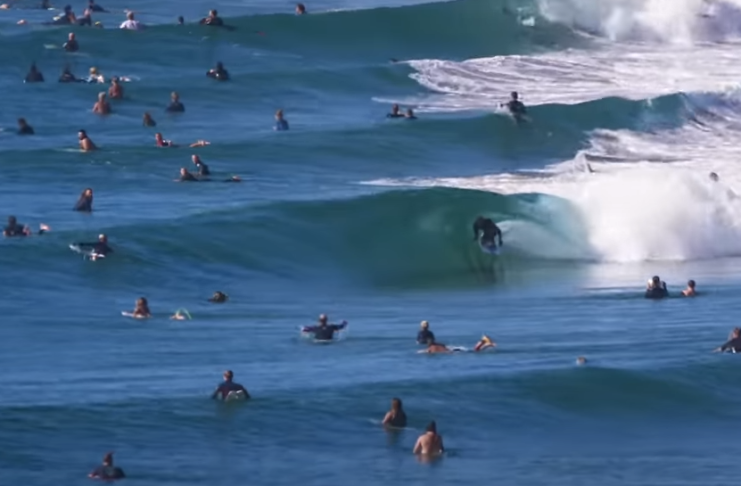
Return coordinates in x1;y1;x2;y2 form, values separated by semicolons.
211;370;250;400
192;155;210;176
714;328;741;353
88;452;125;480
17;118;34;135
166;91;185;113
382;397;407;428
208;291;228;303
644;276;668;299
74;188;93;212
199;9;223;26
417;320;435;344
24;63;44;83
302;314;347;341
206;62;229;81
3;216;48;237
472;216;503;248
75;233;113;256
501;91;526;119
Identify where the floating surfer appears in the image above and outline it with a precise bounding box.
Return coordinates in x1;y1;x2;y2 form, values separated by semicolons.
500;91;527;122
301;314;347;342
211;370;250;400
122;297;151;319
472;216;502;253
382;397;407;428
17;118;34;135
88;452;125;481
3;216;49;237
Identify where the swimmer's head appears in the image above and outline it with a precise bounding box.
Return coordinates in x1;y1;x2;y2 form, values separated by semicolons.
296;3;306;14
420;320;429;329
78;129;88;140
210;291;227;303
652;275;660;285
405;108;414;117
177;16;184;25
209;9;218;17
223;370;234;380
191;154;201;164
710;172;719;182
82;187;93;197
18;118;28;127
97;92;106;100
687;279;696;289
126;11;134;20
89;67;98;75
171;91;180;101
426;421;437;433
391;397;402;411
136;297;148;307
216;61;224;70
276;109;284;119
576;356;587;365
155;132;163;141
8;216;16;225
391;104;399;114
511;91;519;100
68;32;75;40
102;452;113;466
64;5;72;12
318;314;328;324
98;233;107;242
481;335;492;345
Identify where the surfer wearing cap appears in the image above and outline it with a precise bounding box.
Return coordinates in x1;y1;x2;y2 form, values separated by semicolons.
78;129;97;151
417;321;435;344
473;216;502;248
74;188;94;212
413;421;444;456
382;397;407;428
211;370;250;400
3;216;49;237
713;328;741;353
645;276;668;299
75;233;112;256
302;314;347;341
88;452;125;480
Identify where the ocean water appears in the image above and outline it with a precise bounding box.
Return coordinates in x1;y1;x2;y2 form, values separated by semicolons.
3;0;741;484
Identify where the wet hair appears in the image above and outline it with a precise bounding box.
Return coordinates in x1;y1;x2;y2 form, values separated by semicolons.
426;421;437;433
79;129;87;136
391;398;402;411
18;118;27;125
8;216;17;224
687;279;695;288
177;16;184;24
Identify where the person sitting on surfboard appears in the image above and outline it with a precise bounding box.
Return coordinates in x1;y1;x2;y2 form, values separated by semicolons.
472;216;502;248
382;397;407;428
302;314;347;341
75;233;113;256
644;276;668;299
211;370;250;400
127;297;151;319
417;320;435;345
3;216;49;237
88;452;125;480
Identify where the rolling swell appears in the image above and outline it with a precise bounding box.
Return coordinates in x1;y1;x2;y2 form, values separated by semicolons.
225;0;587;60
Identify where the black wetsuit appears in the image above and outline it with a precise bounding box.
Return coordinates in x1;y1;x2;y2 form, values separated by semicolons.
211;380;249;400
645;284;668;300
18;125;34;135
417;329;435;344
25;72;44;83
207;69;229;81
719;337;741;353
74;195;93;212
63;39;79;52
473;217;502;246
77;15;92;26
195;162;210;177
4;223;28;237
77;241;112;256
90;466;125;480
179;172;198;182
59;71;79;83
303;323;347;341
506;100;526;117
166;101;185;113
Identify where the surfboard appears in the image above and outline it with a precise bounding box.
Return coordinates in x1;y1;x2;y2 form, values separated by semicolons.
121;311;148;319
225;390;247;402
69;243;105;260
478;240;500;255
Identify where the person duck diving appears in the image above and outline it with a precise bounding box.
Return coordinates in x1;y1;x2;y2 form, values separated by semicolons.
472;216;502;248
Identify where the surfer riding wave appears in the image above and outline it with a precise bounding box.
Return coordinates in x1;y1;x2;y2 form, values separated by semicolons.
472;216;502;250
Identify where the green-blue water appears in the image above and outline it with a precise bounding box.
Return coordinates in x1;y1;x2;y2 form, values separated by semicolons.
3;0;741;484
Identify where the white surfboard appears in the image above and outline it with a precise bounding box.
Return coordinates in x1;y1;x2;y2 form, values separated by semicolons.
121;311;148;319
70;243;105;260
225;390;247;402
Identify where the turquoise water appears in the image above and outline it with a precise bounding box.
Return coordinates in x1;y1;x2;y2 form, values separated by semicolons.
3;0;741;484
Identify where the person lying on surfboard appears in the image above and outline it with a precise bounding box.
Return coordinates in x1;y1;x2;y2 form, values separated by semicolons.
75;233;113;257
472;216;502;248
302;314;347;342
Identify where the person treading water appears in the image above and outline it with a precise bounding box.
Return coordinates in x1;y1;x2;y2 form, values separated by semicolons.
211;370;250;400
472;216;503;249
417;320;434;344
382;397;407;428
302;314;347;341
88;452;125;480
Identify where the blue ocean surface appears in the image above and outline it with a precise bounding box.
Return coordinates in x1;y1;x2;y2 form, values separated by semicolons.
3;0;741;485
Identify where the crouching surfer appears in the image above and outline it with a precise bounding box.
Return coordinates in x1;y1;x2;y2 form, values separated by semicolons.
302;314;347;341
645;276;668;299
88;452;125;480
473;216;502;250
211;370;250;400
